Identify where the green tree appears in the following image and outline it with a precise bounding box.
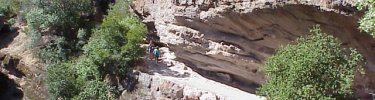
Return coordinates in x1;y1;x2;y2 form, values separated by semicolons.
46;62;80;100
37;37;68;63
83;0;146;78
257;25;363;100
25;8;57;48
45;0;146;99
73;80;115;100
25;0;95;52
36;0;93;36
357;0;375;37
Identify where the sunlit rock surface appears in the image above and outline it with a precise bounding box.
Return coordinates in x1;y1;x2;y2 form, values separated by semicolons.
133;0;375;98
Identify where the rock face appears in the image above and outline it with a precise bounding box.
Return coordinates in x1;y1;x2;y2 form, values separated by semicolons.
120;72;220;100
133;0;375;98
0;26;48;100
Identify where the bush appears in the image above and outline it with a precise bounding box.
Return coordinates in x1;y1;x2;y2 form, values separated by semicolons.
74;56;101;83
7;18;16;26
36;0;93;35
25;8;57;48
83;0;146;77
0;0;21;17
257;25;363;100
37;37;69;63
45;0;146;99
25;0;95;48
46;62;80;100
357;0;375;37
73;80;115;100
76;28;90;49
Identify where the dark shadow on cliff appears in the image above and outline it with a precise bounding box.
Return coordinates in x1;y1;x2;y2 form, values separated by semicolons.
119;71;139;93
0;72;23;100
0;27;19;49
1;56;25;78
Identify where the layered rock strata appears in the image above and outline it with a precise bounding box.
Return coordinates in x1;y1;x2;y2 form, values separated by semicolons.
133;0;375;98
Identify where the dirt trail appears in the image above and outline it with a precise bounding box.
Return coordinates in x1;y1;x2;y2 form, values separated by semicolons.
143;46;264;100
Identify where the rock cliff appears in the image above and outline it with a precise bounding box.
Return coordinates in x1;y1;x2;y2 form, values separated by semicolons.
132;0;375;98
0;26;48;100
121;47;263;100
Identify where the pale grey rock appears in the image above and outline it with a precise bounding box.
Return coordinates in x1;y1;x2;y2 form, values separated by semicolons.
133;0;375;99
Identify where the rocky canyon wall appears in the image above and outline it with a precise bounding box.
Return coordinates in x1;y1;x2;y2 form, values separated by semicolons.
132;0;375;98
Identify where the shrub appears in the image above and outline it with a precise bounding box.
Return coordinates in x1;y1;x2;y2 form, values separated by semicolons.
46;62;80;100
357;0;375;37
0;0;21;17
257;25;363;100
37;37;69;63
7;18;16;26
36;0;93;35
25;0;94;49
45;0;146;99
76;28;89;49
83;0;146;77
74;56;101;83
25;8;57;48
73;80;115;100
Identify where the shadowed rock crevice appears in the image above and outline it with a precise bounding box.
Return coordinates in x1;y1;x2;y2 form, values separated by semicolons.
0;28;19;49
0;72;23;100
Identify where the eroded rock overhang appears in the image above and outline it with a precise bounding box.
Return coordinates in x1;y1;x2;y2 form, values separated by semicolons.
133;0;375;97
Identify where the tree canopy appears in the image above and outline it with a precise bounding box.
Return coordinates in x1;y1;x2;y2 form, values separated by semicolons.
257;25;363;100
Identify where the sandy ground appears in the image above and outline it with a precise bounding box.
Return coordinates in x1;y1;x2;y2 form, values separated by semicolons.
145;47;264;100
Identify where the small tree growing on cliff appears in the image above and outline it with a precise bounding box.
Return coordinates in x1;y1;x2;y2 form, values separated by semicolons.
357;0;375;37
257;25;363;100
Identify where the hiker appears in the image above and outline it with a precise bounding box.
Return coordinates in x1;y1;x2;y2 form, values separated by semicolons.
153;46;160;63
147;41;153;60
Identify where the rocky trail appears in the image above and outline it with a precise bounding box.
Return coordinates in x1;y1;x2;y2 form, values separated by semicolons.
122;46;264;100
0;23;266;100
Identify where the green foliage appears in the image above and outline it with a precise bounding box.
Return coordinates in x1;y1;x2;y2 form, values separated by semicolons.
45;0;146;99
0;0;21;17
7;18;16;26
76;28;90;49
25;8;57;48
46;62;80;100
36;0;93;36
47;58;115;100
357;0;375;37
37;37;69;63
25;0;94;48
83;0;146;77
257;25;363;100
74;56;101;83
73;80;115;100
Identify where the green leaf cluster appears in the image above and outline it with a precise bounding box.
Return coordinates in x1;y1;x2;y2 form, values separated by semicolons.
25;0;94;49
83;0;146;77
36;0;93;35
45;0;146;99
0;0;21;17
46;62;80;99
25;8;58;48
257;25;363;100
357;0;375;37
46;60;115;100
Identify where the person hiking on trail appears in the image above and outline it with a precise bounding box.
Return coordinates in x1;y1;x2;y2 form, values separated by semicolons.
153;46;160;63
147;41;153;60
